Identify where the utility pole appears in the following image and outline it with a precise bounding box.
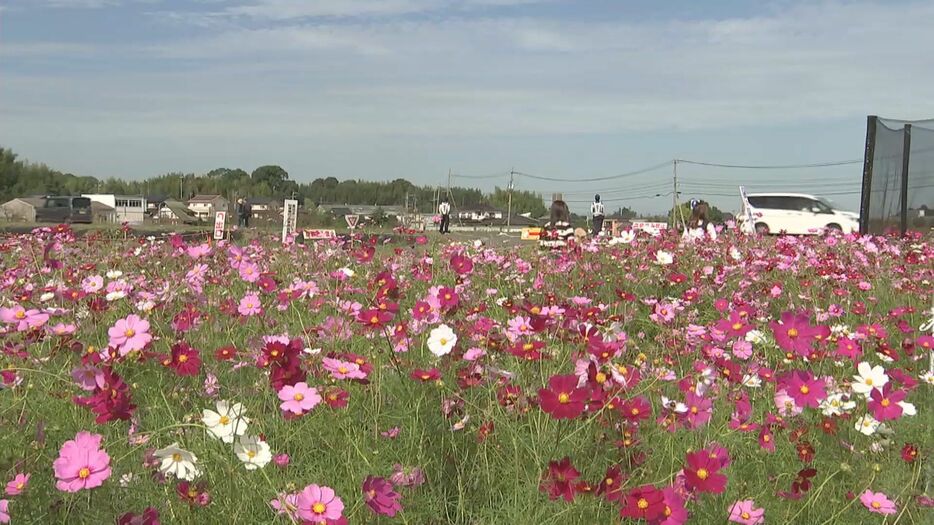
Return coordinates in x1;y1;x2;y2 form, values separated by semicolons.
507;168;515;229
671;160;679;229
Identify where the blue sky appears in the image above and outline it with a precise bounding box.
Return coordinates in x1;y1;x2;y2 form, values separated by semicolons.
2;0;933;214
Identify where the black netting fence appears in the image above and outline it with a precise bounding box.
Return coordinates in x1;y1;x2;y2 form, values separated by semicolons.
860;116;934;235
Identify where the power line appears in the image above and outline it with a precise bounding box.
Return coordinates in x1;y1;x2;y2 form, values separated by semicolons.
675;158;863;169
514;160;672;182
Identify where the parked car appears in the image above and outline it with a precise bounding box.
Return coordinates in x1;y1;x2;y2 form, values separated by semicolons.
35;196;93;224
739;193;859;235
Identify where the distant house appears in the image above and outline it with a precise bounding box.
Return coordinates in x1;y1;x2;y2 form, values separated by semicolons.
158;199;199;224
90;201;117;223
457;203;504;222
145;194;168;215
187;195;229;220
82;194;147;224
1;197;46;222
246;197;281;218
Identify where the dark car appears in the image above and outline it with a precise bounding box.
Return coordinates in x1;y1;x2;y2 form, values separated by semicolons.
36;196;93;224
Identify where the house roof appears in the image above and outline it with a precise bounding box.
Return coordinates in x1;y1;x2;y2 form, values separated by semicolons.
145;194;168;204
459;203;503;213
161;201;199;223
246;197;278;206
91;201;115;212
10;197;47;208
188;194;226;203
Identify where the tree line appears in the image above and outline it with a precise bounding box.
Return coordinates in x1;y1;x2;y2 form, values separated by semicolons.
0;148;550;216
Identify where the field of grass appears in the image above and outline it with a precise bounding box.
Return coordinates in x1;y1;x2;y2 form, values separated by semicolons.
0;225;931;524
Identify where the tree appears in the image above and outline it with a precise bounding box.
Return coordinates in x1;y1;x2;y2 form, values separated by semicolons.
610;206;637;219
251;165;289;192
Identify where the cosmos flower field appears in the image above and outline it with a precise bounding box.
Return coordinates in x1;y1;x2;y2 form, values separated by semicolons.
0;225;932;524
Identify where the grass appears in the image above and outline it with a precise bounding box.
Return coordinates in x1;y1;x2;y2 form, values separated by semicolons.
0;228;932;524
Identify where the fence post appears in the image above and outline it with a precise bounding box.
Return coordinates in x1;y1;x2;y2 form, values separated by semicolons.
859;115;877;235
900;124;912;236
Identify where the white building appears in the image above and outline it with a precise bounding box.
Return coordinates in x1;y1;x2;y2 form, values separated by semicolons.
188;195;229;220
82;194;147;224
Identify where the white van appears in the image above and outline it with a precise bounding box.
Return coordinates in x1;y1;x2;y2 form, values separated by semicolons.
739;193;859;235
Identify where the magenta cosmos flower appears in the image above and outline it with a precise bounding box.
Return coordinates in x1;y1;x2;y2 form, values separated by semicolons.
769;311;819;357
362;476;403;517
296;484;344;523
278;382;322;415
860;490;897;515
52;431;111;492
728;499;765;524
108;315;152;356
781;370;826;409
868;384;907;421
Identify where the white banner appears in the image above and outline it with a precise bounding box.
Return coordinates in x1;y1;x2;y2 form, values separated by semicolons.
282;199;299;243
213;211;226;240
303;229;337;240
631;221;668;236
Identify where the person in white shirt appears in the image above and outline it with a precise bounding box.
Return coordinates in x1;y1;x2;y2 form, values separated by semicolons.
591;194;605;237
438;197;451;234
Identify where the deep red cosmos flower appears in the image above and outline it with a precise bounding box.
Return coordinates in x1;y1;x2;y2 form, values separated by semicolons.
683;448;728;494
450;254;474;275
596;465;625;502
437;287;459;310
538;374;588;420
358;308;394;328
214;345;237;361
791;468;817;494
362;475;402;517
410;368;441;383
73;368;136;424
901;443;919;463
619;396;652;423
620;484;666;521
176;481;211;507
166;342;201;376
540;457;580;502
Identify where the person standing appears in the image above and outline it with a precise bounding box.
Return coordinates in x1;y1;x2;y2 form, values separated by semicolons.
438;197;451;234
590;194;605;237
237;198;251;228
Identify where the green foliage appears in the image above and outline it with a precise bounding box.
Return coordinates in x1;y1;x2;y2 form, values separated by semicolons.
487;187;548;217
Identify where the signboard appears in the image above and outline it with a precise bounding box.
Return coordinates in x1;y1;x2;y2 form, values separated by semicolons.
282;199;299;243
213;211;226;240
521;227;543;240
303;229;337;240
739;186;755;233
345;214;359;230
631;221;668;236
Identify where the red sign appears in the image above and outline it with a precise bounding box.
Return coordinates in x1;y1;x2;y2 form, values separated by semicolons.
345;214;359;229
303;229;337;240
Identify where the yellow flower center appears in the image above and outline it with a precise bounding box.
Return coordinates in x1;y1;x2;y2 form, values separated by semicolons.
294;393;305;401
763;434;771;442
338;366;349;374
741;512;751;519
605;478;613;485
732;322;743;330
370;316;379;324
637;498;649;510
664;506;672;517
557;393;571;404
865;378;873;386
871;501;881;509
178;354;188;363
188;488;199;498
172;453;182;462
439;338;448;346
312;502;326;514
531;306;541;314
15;311;25;319
595;372;607;383
78;467;90;479
247;450;256;459
696;468;709;480
16;482;24;490
880;398;890;407
523;343;534;351
125;329;135;337
271;350;280;357
690;406;698;414
787;328;799;338
630;408;640;416
800;385;810;395
219;415;230;425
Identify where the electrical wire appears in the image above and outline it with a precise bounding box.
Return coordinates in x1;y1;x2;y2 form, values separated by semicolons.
514;160;672;182
675;158;863;169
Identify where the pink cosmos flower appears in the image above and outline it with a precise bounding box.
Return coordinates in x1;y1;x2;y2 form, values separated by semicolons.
52;431;111;492
728;499;764;524
239;262;261;283
296;484;344;523
278;382;321;415
0;499;8;524
238;293;262;316
107;315;152;356
71;365;105;391
5;473;29;496
860;490;896;515
322;358;367;380
463;347;486;361
81;275;104;293
0;305;49;332
49;323;77;336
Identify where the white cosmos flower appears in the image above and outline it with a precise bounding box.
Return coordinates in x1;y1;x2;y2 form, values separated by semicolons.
40;292;55;302
741;374;762;388
855;414;880;436
729;247;742;261
819;392;856;416
235;435;271;470
661;396;688;413
898;401;916;416
655;250;674;265
339;267;354;277
427;324;457;357
201;400;249;443
852;362;888;396
106;270;123;279
154;443;201;481
105;290;126;302
745;330;767;345
920;371;934;386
